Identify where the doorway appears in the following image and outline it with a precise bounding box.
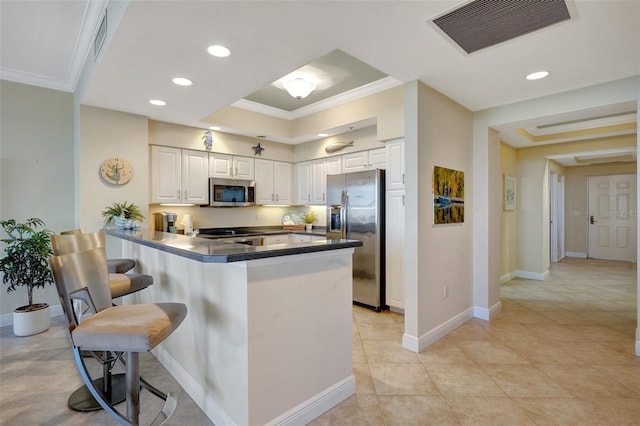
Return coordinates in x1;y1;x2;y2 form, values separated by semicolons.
587;174;637;261
549;171;565;262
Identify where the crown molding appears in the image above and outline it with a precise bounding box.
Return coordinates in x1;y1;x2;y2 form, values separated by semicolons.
232;76;402;121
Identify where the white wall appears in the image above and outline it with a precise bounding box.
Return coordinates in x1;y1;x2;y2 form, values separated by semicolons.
0;80;75;317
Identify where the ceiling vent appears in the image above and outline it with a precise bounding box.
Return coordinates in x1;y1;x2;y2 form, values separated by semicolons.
93;10;107;60
432;0;571;54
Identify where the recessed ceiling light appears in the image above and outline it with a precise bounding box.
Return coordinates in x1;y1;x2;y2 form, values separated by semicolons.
207;45;231;57
172;77;193;86
209;126;221;131
526;70;550;81
149;99;166;106
318;133;329;137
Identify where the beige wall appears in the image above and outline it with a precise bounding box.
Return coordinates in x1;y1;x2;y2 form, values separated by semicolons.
500;142;517;278
565;161;637;255
79;106;150;232
403;81;473;346
0;81;75;316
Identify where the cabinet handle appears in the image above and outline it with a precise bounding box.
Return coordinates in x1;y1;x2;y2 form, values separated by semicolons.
184;190;188;199
276;194;279;202
271;194;275;202
402;173;405;184
177;190;180;199
323;193;325;202
235;166;238;177
402;195;405;206
308;193;310;202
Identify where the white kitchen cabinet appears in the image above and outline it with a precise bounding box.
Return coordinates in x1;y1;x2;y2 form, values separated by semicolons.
209;153;255;180
289;234;325;243
385;189;405;309
151;146;207;204
386;139;405;191
264;234;289;245
294;161;312;204
342;148;386;173
181;149;209;204
255;159;292;205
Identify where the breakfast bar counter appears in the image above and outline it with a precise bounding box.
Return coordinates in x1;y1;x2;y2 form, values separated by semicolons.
106;229;361;425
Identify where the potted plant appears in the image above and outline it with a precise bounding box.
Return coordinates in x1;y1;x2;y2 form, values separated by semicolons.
302;211;317;231
0;218;54;336
101;201;145;229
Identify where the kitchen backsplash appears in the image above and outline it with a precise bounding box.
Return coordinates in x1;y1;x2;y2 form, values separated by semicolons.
148;204;326;230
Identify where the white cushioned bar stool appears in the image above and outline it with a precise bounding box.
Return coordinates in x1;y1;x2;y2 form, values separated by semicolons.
52;232;154;411
61;229;136;274
49;247;187;425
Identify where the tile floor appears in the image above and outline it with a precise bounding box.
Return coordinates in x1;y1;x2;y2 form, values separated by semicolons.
1;257;638;425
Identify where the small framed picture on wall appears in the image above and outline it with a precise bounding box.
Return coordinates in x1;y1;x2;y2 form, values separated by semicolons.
504;175;516;211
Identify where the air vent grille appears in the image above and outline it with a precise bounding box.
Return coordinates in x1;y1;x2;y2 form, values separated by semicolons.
433;0;570;54
94;11;107;60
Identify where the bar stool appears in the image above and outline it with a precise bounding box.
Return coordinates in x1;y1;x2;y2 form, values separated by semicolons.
49;247;187;425
61;229;136;274
51;232;153;411
53;232;152;299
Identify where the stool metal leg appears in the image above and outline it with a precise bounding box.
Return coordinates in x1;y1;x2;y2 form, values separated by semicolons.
126;352;140;424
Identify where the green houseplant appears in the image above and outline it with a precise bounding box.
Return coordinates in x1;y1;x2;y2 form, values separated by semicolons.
101;201;145;229
0;218;54;336
302;211;317;230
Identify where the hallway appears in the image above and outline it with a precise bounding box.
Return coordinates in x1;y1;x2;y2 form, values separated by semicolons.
0;258;638;425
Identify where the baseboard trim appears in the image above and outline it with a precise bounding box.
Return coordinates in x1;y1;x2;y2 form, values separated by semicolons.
500;271;516;284
0;304;63;328
402;307;474;353
474;301;502;321
515;269;548;281
268;375;355;426
566;251;587;258
152;344;355;426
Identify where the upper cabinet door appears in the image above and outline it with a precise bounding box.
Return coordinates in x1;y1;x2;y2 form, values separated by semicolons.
386;139;405;191
234;156;255;180
342;151;369;173
310;159;326;205
295;161;312;204
324;156;342;176
273;161;292;204
209;153;233;179
182;150;208;204
369;148;386;169
151;146;182;203
254;158;274;204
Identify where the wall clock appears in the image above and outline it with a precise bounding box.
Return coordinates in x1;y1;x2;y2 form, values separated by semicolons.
100;158;133;185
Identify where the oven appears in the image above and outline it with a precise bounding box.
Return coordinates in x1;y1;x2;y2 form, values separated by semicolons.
209;178;256;207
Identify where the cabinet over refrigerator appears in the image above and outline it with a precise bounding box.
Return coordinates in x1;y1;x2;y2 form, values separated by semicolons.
326;169;386;310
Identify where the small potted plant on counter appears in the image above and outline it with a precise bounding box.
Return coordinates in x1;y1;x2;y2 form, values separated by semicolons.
302;211;317;231
0;218;54;336
101;201;145;229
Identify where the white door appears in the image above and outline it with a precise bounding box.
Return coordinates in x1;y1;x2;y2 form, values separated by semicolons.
588;174;637;261
295;161;312;204
151;146;181;203
234;156;255;180
368;148;386;169
386;189;405;309
254;159;274;204
209;153;233;178
182;150;208;204
273;161;292;204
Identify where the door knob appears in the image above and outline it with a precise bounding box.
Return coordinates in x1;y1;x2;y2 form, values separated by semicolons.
589;215;596;224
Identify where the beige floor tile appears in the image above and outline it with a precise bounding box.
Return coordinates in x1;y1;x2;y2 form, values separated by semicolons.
378;395;459;425
417;338;475;364
353;362;376;395
480;364;572;397
522;323;588;341
369;363;440;396
353;338;367;363
502;337;586;365
578;397;640;426
564;324;634;343
513;397;597;425
593;365;640;393
357;322;405;341
445;396;535;425
537;364;639;399
457;340;529;364
362;339;421;363
308;394;385;426
424;364;505;397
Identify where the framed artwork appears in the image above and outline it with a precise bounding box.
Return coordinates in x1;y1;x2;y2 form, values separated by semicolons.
504;175;516;210
433;165;464;224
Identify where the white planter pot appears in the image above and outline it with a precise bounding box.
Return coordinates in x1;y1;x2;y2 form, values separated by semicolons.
13;304;50;337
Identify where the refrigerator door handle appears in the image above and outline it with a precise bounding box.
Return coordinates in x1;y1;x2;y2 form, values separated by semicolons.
341;190;348;239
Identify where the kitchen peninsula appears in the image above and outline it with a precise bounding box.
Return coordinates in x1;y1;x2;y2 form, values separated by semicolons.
106;229;362;425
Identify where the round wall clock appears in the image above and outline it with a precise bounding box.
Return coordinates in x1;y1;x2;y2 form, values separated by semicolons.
100;158;133;185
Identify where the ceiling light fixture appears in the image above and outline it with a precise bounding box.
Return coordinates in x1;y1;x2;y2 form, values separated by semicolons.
283;78;316;99
526;70;550;81
209;126;221;131
149;99;166;106
172;77;193;86
207;45;230;57
317;133;329;137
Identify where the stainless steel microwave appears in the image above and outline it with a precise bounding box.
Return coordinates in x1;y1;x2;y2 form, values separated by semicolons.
209;178;256;207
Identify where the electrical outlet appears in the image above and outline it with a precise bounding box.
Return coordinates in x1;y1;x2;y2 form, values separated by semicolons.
443;285;448;299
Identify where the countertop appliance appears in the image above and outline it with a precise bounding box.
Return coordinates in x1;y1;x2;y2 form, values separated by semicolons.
326;169;385;310
209;178;256;207
153;212;178;232
197;228;264;246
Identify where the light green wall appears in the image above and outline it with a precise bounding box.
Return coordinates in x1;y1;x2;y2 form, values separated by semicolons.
0;80;75;316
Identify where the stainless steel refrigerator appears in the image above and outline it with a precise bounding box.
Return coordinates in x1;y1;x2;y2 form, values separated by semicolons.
326;169;386;311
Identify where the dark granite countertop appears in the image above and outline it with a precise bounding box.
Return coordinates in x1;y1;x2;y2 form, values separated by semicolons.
106;228;361;263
